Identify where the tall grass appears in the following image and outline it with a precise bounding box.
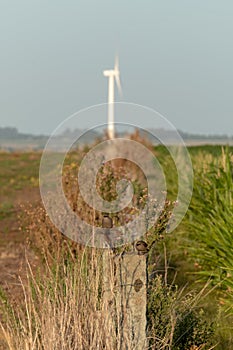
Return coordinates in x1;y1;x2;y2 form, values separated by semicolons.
0;245;215;350
182;147;233;312
0;144;217;349
1;248;122;349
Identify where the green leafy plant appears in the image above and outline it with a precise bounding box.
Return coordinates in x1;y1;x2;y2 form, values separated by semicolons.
147;275;214;349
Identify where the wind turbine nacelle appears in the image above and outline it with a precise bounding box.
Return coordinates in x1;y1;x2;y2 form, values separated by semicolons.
103;69;117;77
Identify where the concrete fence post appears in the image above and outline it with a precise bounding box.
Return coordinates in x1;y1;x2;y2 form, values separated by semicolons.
103;250;148;350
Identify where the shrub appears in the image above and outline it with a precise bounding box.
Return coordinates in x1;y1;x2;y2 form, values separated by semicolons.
147;275;214;349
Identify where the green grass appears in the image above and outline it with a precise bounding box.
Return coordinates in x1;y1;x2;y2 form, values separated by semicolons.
183;148;233;308
0;202;14;220
165;146;233;348
0;152;41;198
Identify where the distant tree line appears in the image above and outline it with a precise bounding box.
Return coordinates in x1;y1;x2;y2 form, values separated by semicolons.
0;126;232;142
179;130;233;140
0;127;18;138
0;127;47;140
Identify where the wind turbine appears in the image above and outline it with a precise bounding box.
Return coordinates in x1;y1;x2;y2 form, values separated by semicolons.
103;56;122;139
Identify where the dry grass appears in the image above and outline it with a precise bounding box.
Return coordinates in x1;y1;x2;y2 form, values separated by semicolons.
0;246;216;350
1;247;132;350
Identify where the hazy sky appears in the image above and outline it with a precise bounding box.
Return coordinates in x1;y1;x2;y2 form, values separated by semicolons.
0;1;233;135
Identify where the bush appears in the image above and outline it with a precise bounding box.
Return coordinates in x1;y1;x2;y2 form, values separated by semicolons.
147;275;214;349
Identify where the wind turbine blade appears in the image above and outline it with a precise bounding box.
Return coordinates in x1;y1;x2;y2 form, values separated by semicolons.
114;55;119;72
114;55;122;96
115;74;122;96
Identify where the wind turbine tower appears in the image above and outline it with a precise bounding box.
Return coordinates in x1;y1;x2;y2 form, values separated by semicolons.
103;57;122;139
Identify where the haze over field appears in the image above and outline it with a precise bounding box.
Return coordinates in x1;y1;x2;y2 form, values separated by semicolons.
1;126;233;152
0;1;233;136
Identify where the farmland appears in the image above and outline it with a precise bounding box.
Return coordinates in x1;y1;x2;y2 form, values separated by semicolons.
0;144;233;349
